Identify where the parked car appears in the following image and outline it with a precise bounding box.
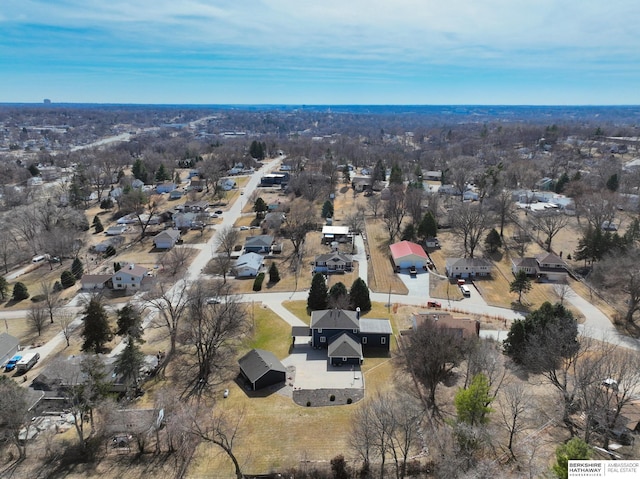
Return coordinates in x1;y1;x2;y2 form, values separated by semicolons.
427;301;442;309
223;389;230;398
4;355;22;372
206;297;221;304
240;226;249;231
215;210;223;214
409;266;417;276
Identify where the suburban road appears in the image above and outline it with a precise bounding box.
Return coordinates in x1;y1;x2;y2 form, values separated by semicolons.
1;153;639;369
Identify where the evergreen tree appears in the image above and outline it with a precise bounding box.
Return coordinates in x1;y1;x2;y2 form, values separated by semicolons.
484;228;502;253
71;257;84;279
174;171;181;184
553;438;591;479
100;197;113;210
417;211;438;240
503;302;578;367
321;200;334;219
606;173;619;192
0;276;8;301
372;159;386;182
254;197;268;218
114;338;146;389
307;273;328;311
94;216;104;233
81;297;112;353
105;245;116;257
349;278;371;312
554;172;570;193
328;282;348;306
249;140;265;160
60;270;76;288
132;158;147;182
509;270;532;303
27;163;40;177
268;262;280;283
155;163;170;182
389;164;403;185
401;223;416;241
12;282;29;301
454;373;493;426
116;304;144;342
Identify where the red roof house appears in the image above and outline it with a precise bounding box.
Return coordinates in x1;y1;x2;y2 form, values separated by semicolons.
390;241;429;270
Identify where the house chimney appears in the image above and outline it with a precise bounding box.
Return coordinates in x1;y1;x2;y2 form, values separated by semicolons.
129;263;135;270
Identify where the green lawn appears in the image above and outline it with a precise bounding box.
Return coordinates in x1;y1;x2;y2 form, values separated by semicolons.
243;302;292;360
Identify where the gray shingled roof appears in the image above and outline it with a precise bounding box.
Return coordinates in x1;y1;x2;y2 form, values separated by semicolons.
0;333;19;357
245;235;274;248
238;349;286;384
327;332;363;359
311;309;359;330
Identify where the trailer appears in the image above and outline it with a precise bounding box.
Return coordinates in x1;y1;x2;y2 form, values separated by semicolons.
16;352;40;373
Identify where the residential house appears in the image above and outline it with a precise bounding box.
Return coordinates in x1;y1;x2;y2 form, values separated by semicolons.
535;177;554;191
80;274;112;290
423;170;442;182
445;258;493;278
512;252;568;282
106;225;128;236
182;200;208;213
244;235;273;254
0;333;19;368
155;182;176;194
262;212;285;231
260;173;289;186
351;175;372;192
234;252;264;277
153;229;181;249
411;312;480;339
187;177;204;192
131;179;145;189
238;349;287;391
313;253;353;274
112;264;149;291
219;178;236;191
390;241;429;270
310;309;393;366
321;226;350;244
173;211;198;229
169;189;183;200
425;237;440;249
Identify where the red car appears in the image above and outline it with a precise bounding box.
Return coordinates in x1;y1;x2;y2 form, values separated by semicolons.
427;301;442;309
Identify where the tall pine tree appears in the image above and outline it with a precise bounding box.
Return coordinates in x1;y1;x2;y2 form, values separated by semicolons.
349;278;371;312
82;298;112;353
308;273;328;311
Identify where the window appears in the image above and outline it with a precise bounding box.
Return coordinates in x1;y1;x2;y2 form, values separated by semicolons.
115;276;122;281
320;337;326;343
353;329;358;334
342;357;347;362
362;337;367;344
381;337;386;345
318;328;322;333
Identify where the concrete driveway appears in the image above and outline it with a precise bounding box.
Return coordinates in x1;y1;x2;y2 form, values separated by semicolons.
397;269;430;298
281;341;364;390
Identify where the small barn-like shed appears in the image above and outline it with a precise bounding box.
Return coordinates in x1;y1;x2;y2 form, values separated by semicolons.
238;349;287;391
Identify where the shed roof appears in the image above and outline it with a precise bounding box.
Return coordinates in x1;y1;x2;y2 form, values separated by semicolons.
359;318;393;335
238;349;286;384
0;333;19;356
390;241;428;260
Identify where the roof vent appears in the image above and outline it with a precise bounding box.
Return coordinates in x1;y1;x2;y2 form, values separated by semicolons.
129;263;135;270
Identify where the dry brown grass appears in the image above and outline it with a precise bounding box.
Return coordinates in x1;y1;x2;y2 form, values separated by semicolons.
364;218;408;295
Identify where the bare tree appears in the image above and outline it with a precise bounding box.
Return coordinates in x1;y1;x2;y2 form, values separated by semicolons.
497;382;534;458
398;317;472;415
404;186;424;225
0;228;17;274
488;189;516;238
528;209;569;252
367;194;382;218
186;402;245;479
281;199;316;261
145;279;192;356
450;202;492;258
40;281;60;323
577;189;619;230
161;246;197;277
28;303;48;336
57;309;75;347
216;225;241;258
382;188;406;242
344;209;366;236
183;281;248;397
0;376;31;459
448;156;476;201
592;248;640;324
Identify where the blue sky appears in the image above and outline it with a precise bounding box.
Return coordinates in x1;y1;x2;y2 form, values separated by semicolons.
1;1;640;105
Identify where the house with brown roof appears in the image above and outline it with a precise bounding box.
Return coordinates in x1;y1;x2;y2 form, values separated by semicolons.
411;312;480;339
511;252;568;282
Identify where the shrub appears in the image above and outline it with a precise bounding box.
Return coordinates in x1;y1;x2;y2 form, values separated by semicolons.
12;282;29;301
253;273;266;291
71;258;84;279
330;394;336;402
60;270;76;289
30;294;46;302
268;262;280;283
104;245;116;257
306;401;311;407
346;398;352;404
53;281;63;292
